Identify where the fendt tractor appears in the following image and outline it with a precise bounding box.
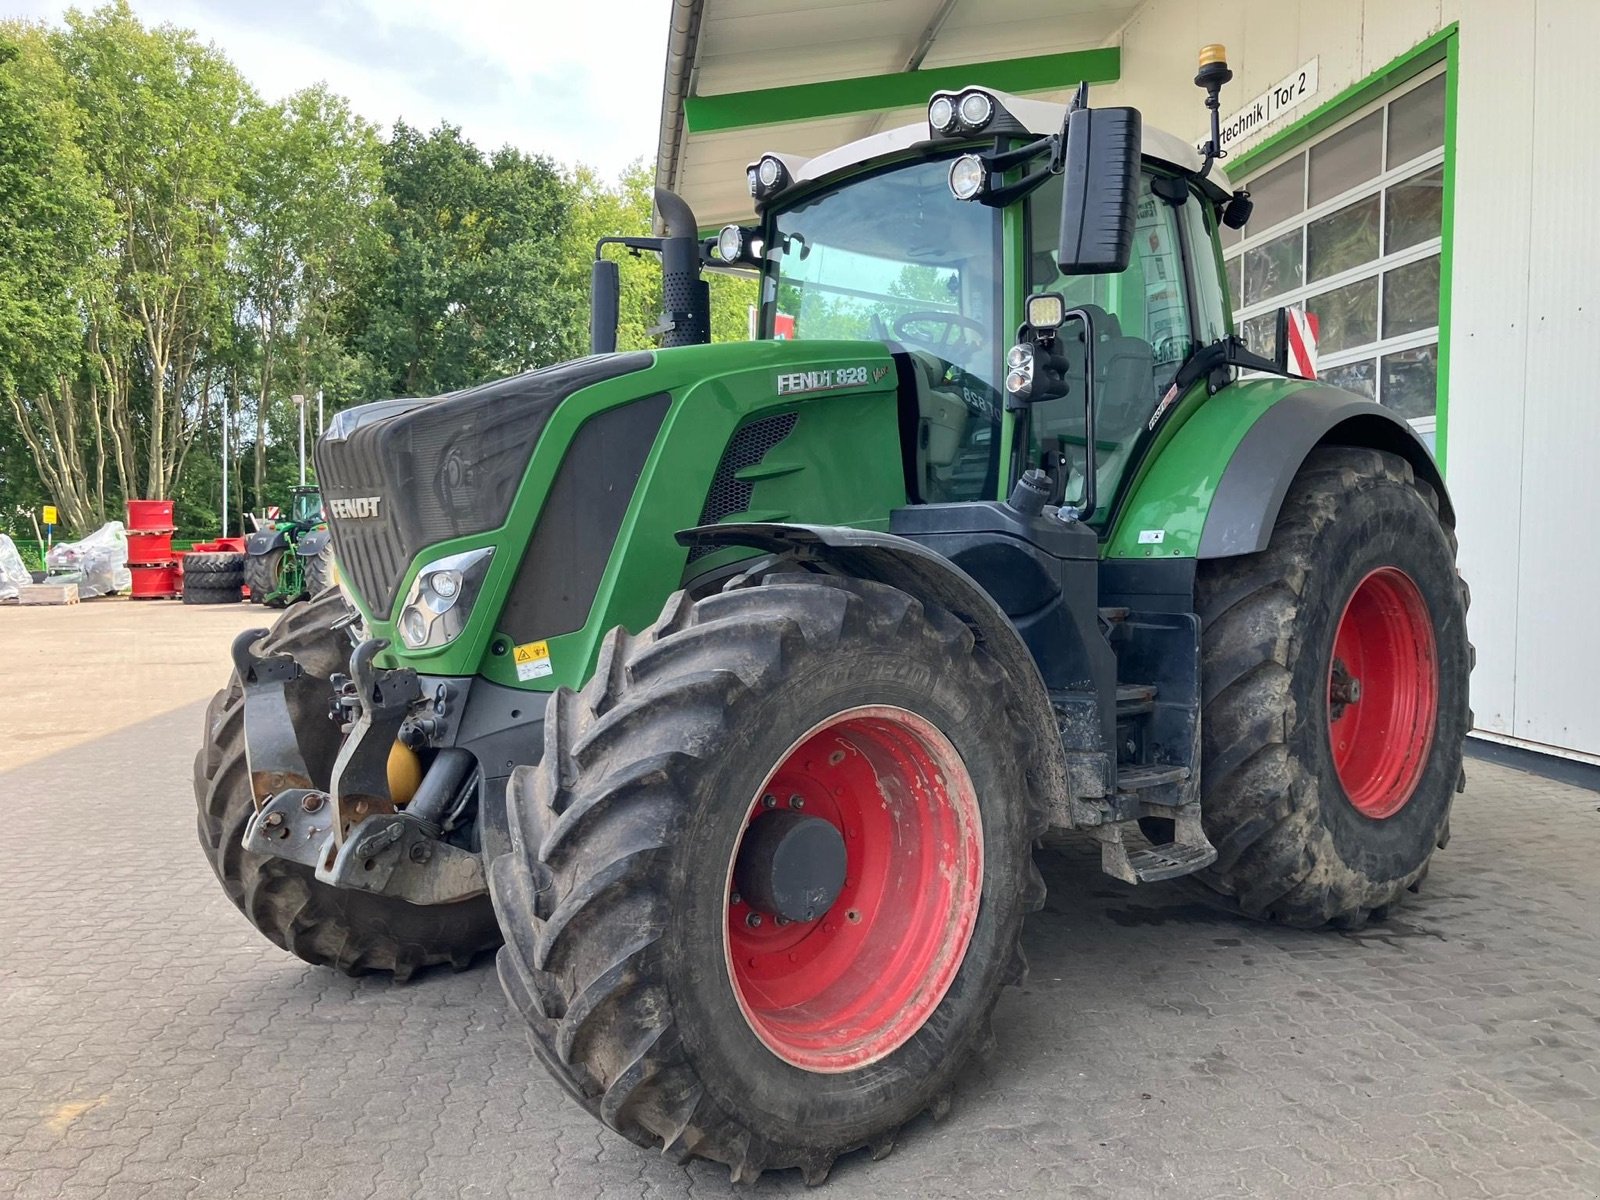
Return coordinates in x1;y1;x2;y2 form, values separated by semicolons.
242;484;334;607
198;48;1471;1184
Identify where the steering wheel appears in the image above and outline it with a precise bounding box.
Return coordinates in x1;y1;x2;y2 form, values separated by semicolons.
893;310;986;355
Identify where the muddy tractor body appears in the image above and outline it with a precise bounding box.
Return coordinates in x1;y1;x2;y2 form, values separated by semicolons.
200;53;1470;1184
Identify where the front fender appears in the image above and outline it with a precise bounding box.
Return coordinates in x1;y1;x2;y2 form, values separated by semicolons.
677;521;1072;812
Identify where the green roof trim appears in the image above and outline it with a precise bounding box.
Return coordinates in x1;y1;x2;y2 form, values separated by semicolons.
683;46;1121;134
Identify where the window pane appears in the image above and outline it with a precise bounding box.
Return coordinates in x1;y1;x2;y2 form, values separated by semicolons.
1382;344;1438;418
1242;228;1303;306
1322;358;1377;400
1382;255;1441;337
1305;277;1379;353
1226;255;1242;310
1245;154;1305;232
1308;111;1383;206
1385;165;1444;253
1388;75;1446;167
1243;312;1277;361
1307;194;1380;282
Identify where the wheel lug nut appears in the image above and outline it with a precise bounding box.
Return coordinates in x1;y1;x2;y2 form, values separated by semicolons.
775;915;790;926
730;891;741;906
762;794;777;809
746;912;763;928
788;795;804;809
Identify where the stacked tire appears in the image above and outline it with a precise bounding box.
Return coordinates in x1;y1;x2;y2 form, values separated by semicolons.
182;551;245;605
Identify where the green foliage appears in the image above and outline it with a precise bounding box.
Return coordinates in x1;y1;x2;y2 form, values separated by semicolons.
0;3;761;537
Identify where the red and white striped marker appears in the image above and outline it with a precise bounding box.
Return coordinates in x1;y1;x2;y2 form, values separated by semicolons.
1285;307;1320;379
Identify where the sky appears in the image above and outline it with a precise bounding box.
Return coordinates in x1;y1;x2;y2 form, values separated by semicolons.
5;0;674;179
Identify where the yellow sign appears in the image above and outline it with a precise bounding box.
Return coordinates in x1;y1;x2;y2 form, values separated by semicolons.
513;639;552;682
42;506;57;525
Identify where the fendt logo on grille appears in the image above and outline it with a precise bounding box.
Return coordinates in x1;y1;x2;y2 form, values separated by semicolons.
330;496;383;520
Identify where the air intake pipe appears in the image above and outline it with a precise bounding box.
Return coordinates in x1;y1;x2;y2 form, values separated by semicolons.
654;187;711;348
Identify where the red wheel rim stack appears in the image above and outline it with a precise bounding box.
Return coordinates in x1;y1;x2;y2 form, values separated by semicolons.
126;499;180;600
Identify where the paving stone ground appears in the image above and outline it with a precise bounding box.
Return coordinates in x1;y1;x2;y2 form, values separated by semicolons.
3;691;1598;1198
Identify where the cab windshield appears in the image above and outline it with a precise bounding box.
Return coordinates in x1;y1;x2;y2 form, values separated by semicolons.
764;157;1004;502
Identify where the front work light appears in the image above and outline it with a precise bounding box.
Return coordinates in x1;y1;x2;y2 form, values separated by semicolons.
928;95;956;133
958;90;994;129
1026;292;1066;331
948;154;989;201
1005;343;1035;402
396;546;494;650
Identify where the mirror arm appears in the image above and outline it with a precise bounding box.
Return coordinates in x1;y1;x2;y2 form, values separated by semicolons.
1172;334;1302;394
595;235;664;259
981;159;1059;207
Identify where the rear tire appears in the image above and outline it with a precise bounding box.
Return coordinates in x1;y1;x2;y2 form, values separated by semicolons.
1191;447;1471;928
194;589;502;979
184;551;245;584
183;582;242;605
304;545;335;596
490;576;1046;1183
243;549;278;605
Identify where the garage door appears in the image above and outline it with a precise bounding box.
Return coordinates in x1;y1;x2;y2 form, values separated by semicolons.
1222;68;1447;450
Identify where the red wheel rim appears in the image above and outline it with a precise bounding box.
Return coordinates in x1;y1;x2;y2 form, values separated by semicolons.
724;705;983;1074
1327;567;1439;819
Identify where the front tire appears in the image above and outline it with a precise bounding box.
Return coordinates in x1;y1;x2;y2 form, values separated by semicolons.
490;576;1045;1183
1192;446;1471;927
194;589;502;979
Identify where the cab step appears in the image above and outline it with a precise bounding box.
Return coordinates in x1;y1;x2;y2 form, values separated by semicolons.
1115;683;1157;718
1115;762;1187;792
1092;815;1216;885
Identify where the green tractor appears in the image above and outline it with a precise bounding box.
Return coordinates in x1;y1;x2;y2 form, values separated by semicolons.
243;484;334;607
198;50;1470;1184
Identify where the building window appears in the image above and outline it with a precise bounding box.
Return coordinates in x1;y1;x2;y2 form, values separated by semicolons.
1223;69;1446;446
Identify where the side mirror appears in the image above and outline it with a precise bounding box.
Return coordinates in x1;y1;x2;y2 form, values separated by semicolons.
1057;106;1141;275
590;258;620;354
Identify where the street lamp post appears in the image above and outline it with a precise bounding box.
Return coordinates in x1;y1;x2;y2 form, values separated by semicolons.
292;393;306;485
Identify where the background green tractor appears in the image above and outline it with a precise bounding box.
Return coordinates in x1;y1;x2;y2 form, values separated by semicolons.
243;484;334;607
197;48;1470;1185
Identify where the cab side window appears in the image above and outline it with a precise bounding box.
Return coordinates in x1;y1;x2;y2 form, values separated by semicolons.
1023;170;1198;518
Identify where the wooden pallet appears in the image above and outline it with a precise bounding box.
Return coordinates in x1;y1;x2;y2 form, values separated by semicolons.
17;583;80;605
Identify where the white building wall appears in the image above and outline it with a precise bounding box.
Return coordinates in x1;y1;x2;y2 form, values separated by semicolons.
1107;0;1600;760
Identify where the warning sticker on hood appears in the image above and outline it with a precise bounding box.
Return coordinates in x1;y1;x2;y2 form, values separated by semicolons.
514;640;552;681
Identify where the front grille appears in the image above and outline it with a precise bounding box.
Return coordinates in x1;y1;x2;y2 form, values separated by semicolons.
686;413;798;562
316;353;651;618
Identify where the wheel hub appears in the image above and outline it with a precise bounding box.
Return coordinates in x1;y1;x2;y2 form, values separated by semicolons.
1327;566;1439;819
733;809;847;923
724;705;984;1074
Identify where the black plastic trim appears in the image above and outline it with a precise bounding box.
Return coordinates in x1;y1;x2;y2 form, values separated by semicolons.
500;392;672;643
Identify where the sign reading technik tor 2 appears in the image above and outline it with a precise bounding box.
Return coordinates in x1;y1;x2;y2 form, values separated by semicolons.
1205;57;1320;157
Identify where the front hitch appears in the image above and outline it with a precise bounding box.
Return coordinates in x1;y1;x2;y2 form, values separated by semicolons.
237;635;488;906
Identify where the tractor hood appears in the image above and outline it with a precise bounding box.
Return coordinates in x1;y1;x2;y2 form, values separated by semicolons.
315;340;902;629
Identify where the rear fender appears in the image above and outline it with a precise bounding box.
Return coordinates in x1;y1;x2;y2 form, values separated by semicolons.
1199;389;1452;558
247;529;288;556
677;522;1073;811
296;528;331;558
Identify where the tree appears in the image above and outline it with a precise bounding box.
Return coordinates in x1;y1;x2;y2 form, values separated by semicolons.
236;85;383;509
55;1;252;500
350;123;584;397
0;23;116;533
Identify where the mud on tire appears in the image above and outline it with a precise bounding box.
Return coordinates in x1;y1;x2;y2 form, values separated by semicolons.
194;588;502;978
1191;446;1472;928
490;575;1048;1183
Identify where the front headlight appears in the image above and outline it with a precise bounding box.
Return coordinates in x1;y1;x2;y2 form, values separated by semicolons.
396;547;494;650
